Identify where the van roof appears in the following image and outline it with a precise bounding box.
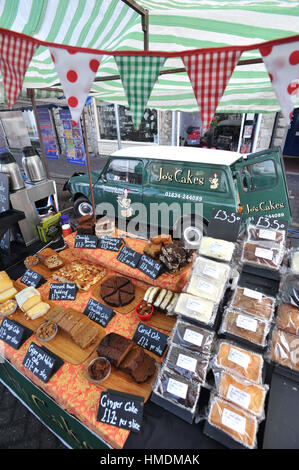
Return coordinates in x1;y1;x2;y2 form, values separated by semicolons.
112;146;243;166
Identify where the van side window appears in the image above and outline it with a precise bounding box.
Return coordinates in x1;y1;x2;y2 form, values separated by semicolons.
105;159;143;185
241;159;277;192
150;163;228;192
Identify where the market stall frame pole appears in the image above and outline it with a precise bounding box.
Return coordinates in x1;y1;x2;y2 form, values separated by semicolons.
121;0;149;51
79;0;149;224
82;108;97;224
27;88;51;181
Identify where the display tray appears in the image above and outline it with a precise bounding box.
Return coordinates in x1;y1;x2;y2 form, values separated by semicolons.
23;260;107;294
150;391;195;424
9;282;106;365
203;421;248;449
272;363;299;384
85;350;158;403
145;310;177;333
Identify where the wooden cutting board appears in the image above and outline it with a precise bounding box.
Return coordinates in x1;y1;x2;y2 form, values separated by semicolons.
91;275;144;315
9;282;106;365
84;350;158;402
145;310;177;333
91;275;178;333
21;260;107;293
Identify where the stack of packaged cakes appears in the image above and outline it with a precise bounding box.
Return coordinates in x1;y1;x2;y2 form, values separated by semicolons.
169;236;236;328
269;247;299;373
152;319;216;422
207;340;267;449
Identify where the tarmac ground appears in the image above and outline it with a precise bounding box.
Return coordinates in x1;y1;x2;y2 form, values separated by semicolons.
0;151;299;449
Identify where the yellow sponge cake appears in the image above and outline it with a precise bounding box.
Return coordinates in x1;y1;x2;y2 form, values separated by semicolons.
0;271;17;302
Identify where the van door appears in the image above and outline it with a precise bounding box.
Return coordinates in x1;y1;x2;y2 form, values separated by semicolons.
233;148;292;223
96;158;144;222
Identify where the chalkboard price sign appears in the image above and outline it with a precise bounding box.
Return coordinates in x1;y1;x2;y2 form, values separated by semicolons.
49;282;77;301
252;216;288;232
22;342;57;383
98;236;123;252
74;234;98;249
21;269;44;288
97;389;144;433
83;298;115;328
117;246;141;268
0;318;31;350
207;208;242;242
132;322;168;357
137;254;164;280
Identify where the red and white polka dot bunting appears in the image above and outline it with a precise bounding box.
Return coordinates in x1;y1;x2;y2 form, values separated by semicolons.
259;40;299;123
50;47;102;124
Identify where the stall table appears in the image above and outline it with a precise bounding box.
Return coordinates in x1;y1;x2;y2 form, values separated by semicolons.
0;232;191;449
2;231;299;450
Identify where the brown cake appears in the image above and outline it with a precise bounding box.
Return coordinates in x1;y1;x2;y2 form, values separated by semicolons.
72;323;99;349
47;305;67;324
119;346;156;383
97;333;134;367
57;309;81;334
100;276;135;307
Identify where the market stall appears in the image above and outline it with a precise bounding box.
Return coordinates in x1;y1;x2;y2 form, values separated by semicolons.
1;212;299;450
0;0;299;452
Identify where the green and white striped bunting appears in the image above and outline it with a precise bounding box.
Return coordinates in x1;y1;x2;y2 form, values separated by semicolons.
115;55;166;128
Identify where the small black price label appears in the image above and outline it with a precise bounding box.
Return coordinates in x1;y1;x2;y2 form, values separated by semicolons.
117;246;141;268
132;322;168;357
97;389;144;433
0;318;30;350
83;298;115;327
21;269;44;288
49;283;77;301
22;342;56;383
75;234;98;249
137;254;164;280
98;236;123;252
207;208;242;242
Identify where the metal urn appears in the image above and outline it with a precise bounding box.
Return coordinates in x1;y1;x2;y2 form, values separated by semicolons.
22;146;46;183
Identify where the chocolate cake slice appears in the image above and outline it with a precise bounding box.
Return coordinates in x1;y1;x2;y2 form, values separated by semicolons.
103;277;116;288
100;284;116;300
119;346;156;383
97;333;133;367
115;277;130;289
104;291;121;307
121;282;135;295
119;290;135;306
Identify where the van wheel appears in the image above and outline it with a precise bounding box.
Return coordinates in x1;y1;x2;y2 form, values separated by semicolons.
173;215;207;248
73;196;93;218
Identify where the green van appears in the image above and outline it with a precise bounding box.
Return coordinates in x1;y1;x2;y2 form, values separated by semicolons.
66;146;292;244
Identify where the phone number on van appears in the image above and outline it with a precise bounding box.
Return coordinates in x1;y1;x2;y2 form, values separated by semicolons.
164;192;202;202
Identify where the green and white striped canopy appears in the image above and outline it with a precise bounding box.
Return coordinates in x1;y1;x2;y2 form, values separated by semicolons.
0;0;298;113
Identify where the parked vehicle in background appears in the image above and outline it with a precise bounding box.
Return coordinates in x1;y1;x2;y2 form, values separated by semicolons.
200;119;241;151
184;126;201;147
65;146;292;246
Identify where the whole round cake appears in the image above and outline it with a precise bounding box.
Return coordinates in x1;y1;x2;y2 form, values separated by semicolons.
100;276;135;307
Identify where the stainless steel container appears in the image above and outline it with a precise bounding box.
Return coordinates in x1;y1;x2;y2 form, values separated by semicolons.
22;146;46;183
0;152;25;191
